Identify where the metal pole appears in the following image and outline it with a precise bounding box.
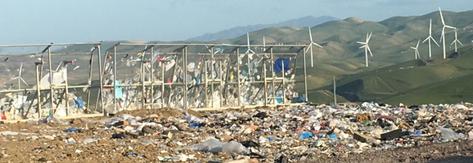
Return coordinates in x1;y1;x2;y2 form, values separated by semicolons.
150;47;155;110
219;60;223;108
303;47;309;102
86;50;94;111
204;60;208;108
333;76;337;105
210;48;214;108
47;47;54;115
113;46;117;112
161;57;165;108
263;62;267;106
97;45;106;116
236;48;241;107
64;64;70;116
183;47;188;109
141;55;146;110
271;48;276;105
35;63;42;119
282;60;286;105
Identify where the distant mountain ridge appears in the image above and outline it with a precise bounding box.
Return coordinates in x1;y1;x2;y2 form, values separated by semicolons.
188;16;338;41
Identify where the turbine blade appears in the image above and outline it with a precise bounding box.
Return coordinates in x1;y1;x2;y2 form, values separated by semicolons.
367;46;373;57
445;25;456;29
458;40;464;46
357;41;366;44
20;78;29;86
429;19;433;35
247;32;250;48
308;27;313;42
304;47;310;53
312;42;323;48
423;37;429;43
416;40;420;48
439;8;446;25
439;31;444;43
431;38;440;47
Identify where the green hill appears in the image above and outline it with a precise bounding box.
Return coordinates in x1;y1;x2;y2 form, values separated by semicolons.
322;45;473;104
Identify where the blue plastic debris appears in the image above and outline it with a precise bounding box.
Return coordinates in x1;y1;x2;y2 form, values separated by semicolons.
412;130;422;137
274;58;290;73
64;127;81;133
299;131;314;140
275;96;284;104
328;133;337;140
189;122;205;128
292;96;306;103
74;97;85;109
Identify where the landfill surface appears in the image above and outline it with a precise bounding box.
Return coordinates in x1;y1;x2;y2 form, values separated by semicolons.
1;103;473;162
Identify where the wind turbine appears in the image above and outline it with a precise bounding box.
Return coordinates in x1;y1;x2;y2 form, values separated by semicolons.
306;27;323;67
12;63;29;89
410;40;421;60
357;32;373;67
450;29;463;53
439;8;456;59
262;36;266;52
423;19;440;59
245;32;256;80
245;32;255;56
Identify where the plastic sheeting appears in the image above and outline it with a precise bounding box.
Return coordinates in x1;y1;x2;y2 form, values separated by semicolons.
38;67;68;89
274;58;290;74
114;80;123;100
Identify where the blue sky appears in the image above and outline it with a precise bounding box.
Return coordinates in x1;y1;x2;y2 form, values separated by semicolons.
0;0;471;44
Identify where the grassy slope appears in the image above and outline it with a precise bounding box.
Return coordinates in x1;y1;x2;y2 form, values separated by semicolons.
325;46;473;104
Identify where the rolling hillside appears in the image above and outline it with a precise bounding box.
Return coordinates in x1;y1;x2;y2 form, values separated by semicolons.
225;9;473;104
322;45;473;104
188;16;338;41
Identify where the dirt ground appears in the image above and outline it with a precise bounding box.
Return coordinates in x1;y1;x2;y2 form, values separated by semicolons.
0;109;473;163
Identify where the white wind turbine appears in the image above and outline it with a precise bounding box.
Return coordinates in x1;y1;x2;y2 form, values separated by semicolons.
423;19;440;59
11;63;29;89
450;29;463;53
306;27;323;67
357;32;373;67
262;36;266;52
246;32;256;56
439;8;456;59
245;32;256;80
410;40;421;60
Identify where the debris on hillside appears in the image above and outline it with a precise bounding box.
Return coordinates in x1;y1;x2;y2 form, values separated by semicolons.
1;103;473;162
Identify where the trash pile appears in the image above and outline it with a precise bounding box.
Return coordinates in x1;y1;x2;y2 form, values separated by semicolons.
100;103;473;161
2;102;473;162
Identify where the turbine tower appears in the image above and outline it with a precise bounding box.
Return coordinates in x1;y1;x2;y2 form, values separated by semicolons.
450;29;463;53
439;8;456;59
423;19;439;59
410;40;421;60
357;32;373;67
307;27;323;67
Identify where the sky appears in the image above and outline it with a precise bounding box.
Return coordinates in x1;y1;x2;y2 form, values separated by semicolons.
0;0;471;44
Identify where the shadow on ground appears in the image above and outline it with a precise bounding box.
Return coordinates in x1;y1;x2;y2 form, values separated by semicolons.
429;156;473;163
